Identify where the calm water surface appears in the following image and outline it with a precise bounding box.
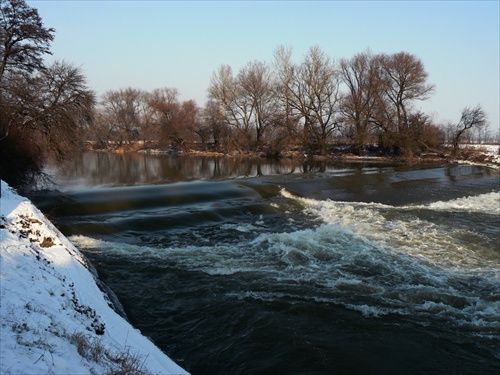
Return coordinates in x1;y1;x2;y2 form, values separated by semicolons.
31;152;500;374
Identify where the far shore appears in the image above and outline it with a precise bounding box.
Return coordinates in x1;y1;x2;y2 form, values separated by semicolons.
83;143;500;170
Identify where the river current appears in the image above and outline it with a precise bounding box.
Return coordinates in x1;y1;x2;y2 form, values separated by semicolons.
30;152;500;374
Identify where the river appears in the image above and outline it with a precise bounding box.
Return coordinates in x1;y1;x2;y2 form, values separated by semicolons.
29;152;500;374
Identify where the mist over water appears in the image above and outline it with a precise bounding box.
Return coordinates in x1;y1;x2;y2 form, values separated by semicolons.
31;153;500;374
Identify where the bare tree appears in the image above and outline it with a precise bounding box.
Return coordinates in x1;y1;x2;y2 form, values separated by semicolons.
190;103;213;148
208;64;249;152
339;50;378;154
31;61;95;158
0;61;95;185
238;60;279;149
452;105;488;155
201;99;229;152
0;0;56;141
372;52;435;156
377;52;434;131
138;93;158;145
86;107;113;149
176;99;200;148
100;87;145;147
287;46;341;155
0;0;54;82
273;45;302;150
145;87;182;148
2;61;95;143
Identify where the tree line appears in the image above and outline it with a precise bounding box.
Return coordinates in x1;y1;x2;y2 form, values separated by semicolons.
89;46;490;158
0;0;492;187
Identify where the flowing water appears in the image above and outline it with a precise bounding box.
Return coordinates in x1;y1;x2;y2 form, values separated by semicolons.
30;152;500;374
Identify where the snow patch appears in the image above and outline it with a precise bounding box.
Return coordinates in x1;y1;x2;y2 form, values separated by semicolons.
456;144;500;169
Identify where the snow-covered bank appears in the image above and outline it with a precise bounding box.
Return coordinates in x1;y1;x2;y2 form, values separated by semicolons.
455;144;500;169
0;180;188;375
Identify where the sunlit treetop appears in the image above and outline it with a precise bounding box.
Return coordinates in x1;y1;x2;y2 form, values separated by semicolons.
0;0;55;82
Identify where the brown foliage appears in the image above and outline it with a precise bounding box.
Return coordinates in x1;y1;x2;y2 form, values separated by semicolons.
0;61;95;186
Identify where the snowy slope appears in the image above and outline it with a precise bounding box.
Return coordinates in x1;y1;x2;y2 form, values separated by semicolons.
456;144;500;169
0;180;188;375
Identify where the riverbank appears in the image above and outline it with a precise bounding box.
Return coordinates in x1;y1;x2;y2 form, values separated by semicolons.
95;143;500;170
0;180;188;374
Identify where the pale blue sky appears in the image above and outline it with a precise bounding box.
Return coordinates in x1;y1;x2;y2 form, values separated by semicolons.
29;0;499;129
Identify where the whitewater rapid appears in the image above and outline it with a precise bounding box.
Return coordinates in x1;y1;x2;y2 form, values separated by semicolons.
70;189;500;353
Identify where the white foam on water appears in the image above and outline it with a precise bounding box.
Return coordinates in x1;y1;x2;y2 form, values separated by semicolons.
280;189;500;270
423;191;500;214
221;222;260;233
272;189;500;329
71;190;499;335
70;234;268;277
70;235;162;258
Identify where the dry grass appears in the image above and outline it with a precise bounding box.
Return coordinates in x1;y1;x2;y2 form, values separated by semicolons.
70;332;150;375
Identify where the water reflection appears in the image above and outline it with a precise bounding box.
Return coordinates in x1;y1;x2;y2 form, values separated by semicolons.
53;152;389;188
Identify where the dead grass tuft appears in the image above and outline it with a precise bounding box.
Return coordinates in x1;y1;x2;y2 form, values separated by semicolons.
70;332;150;375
